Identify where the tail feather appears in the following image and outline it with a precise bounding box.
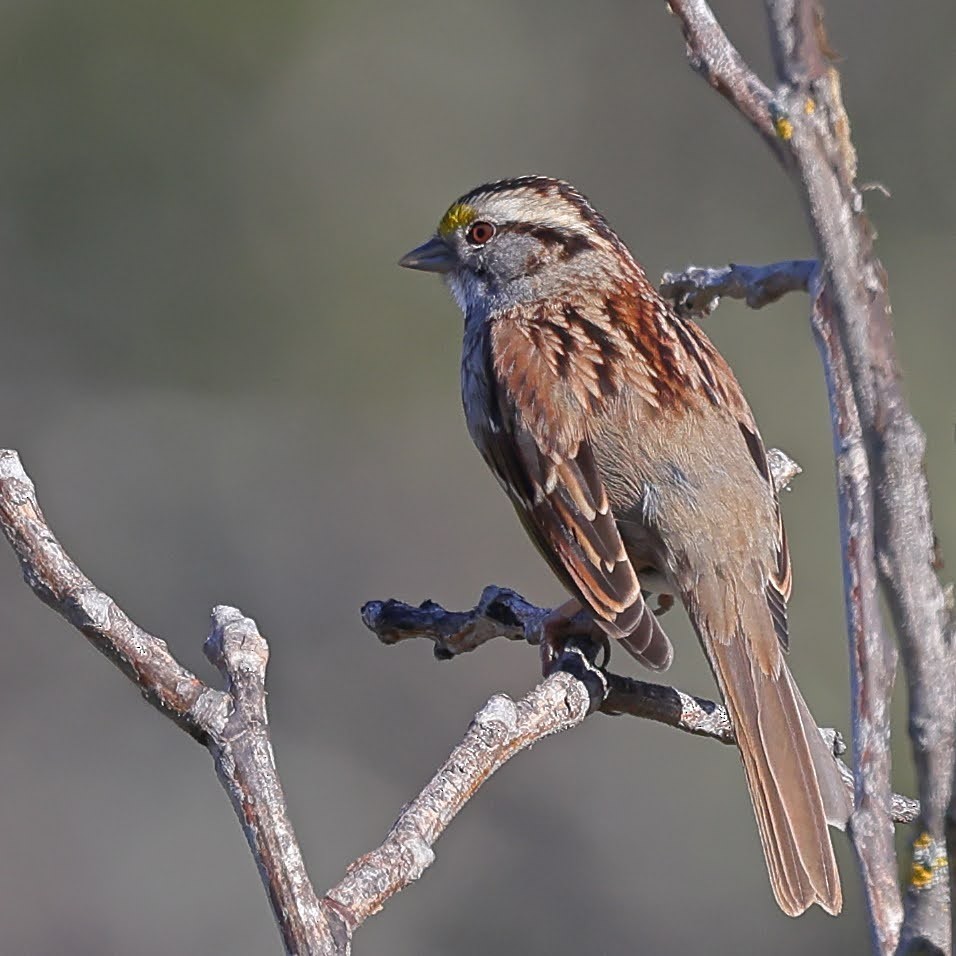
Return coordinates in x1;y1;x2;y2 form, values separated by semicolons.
702;619;844;916
617;600;674;670
792;675;853;830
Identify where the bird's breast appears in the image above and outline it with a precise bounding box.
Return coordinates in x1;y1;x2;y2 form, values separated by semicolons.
460;320;498;451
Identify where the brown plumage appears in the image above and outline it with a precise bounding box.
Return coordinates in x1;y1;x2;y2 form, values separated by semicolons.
400;175;850;916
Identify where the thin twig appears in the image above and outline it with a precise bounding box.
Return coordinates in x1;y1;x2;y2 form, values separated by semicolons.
666;0;783;162
660;260;816;317
809;276;902;948
362;585;550;659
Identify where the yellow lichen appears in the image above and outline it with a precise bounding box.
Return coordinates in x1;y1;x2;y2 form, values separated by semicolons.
910;863;934;889
438;203;476;237
908;832;949;889
774;116;794;140
804;98;816;115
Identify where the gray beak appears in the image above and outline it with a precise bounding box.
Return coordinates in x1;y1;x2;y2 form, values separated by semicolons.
399;235;455;273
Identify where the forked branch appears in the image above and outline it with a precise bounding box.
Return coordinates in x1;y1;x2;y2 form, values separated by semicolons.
665;4;954;952
0;422;922;956
0;450;346;956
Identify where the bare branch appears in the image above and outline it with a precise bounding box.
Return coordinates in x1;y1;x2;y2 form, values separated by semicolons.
836;762;920;829
660;259;815;317
809;276;902;949
203;608;343;955
602;672;735;744
763;7;956;950
362;585;550;659
666;0;782;161
660;258;904;947
326;668;594;928
364;589;738;744
0;450;345;956
0;448;666;952
0;449;225;742
666;4;955;951
363;586;919;825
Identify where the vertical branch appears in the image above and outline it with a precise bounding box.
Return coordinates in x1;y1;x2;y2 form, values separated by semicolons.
763;5;956;951
660;260;905;948
811;279;902;952
668;2;955;950
204;608;346;956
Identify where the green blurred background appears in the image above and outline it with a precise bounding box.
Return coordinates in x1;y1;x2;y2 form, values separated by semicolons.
1;1;953;953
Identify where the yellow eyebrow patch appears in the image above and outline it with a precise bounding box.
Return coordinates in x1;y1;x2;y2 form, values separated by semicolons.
438;202;477;237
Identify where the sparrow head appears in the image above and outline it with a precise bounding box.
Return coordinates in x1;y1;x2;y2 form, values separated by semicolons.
399;176;635;315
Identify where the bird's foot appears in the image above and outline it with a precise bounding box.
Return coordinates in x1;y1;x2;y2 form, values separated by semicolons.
539;600;609;675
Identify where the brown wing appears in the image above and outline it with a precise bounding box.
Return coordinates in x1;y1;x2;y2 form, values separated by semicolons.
680;311;793;650
737;415;792;650
480;314;662;655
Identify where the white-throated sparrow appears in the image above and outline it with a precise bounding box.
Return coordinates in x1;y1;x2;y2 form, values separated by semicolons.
400;176;849;916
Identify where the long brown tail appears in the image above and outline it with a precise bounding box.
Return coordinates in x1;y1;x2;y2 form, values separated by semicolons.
697;616;849;916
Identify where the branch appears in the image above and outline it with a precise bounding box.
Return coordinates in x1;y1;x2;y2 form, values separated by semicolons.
0;448;665;951
660;259;815;316
326;668;595;927
658;259;903;947
666;0;783;162
666;4;954;952
0;450;345;956
363;586;918;826
0;450;223;742
809;276;902;948
203;608;340;954
766;9;955;952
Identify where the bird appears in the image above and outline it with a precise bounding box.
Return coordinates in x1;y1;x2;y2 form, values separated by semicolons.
399;175;850;917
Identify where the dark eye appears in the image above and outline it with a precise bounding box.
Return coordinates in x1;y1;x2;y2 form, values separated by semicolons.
466;221;496;245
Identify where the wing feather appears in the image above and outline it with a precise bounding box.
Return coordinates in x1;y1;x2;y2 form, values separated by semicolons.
737;418;792;649
482;318;655;643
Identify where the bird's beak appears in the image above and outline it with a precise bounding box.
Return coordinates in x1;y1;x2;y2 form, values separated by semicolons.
399;235;456;273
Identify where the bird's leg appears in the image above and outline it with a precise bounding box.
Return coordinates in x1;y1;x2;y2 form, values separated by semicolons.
540;599;611;674
540;599;583;673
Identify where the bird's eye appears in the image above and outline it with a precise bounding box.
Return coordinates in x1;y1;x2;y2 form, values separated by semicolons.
466;221;496;245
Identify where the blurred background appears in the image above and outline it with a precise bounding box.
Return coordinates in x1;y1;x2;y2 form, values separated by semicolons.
1;1;953;953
